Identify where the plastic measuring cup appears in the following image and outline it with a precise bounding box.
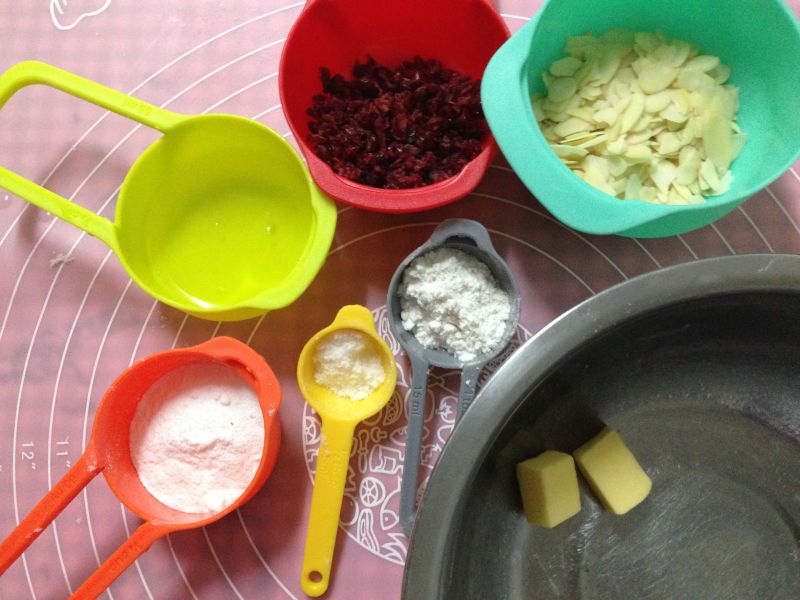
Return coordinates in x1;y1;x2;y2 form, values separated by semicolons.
0;61;337;320
386;219;520;536
279;0;510;213
296;305;397;596
481;0;800;237
0;337;281;598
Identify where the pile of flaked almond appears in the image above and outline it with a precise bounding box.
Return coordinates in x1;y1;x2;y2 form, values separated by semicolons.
534;29;747;205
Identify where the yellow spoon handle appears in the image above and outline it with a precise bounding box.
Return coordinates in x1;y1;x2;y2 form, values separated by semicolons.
301;416;356;597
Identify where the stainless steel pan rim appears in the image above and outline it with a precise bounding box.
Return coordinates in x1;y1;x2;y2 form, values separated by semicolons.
402;253;800;599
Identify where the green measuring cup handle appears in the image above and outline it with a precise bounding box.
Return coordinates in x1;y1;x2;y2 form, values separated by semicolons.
0;61;183;131
0;60;186;249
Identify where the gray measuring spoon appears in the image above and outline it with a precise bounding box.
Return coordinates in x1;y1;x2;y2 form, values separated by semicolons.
387;219;520;536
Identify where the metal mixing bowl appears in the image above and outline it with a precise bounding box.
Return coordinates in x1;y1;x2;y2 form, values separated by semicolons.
403;254;800;599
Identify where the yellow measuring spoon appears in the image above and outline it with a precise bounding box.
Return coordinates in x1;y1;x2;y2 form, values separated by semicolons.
297;305;397;597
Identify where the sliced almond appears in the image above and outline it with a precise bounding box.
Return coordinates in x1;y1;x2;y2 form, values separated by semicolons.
710;64;731;85
644;90;672;113
670;89;691;114
633;32;661;54
605;136;628;155
656;131;681;155
548;77;578;103
624;172;642;199
712;170;733;195
676;146;701;184
671;40;692;67
590;49;624;86
676;69;716;92
593;106;620;127
534;29;745;205
702;111;734;171
639;185;658;202
554;117;591;138
579;85;603;101
551;56;583;77
661;103;689;124
561;129;604;144
552;144;589;160
532;97;546;122
620;92;645;133
650;159;677;193
699;159;721;190
624;144;653;163
567;107;596;122
685;55;721;73
626;129;657;145
637;60;678;93
630;113;653;133
609;156;629;177
673;183;695;202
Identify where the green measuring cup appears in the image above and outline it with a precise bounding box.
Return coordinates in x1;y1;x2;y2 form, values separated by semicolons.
481;0;800;237
0;61;337;321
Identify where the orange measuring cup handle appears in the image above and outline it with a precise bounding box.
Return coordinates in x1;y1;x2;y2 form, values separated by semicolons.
0;442;173;599
71;521;170;600
0;449;102;572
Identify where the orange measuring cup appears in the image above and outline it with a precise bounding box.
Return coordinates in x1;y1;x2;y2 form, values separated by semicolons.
0;337;281;599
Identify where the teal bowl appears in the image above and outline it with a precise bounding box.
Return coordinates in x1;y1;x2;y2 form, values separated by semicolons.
481;0;800;237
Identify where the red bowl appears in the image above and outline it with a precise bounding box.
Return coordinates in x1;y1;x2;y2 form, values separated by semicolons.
279;0;510;213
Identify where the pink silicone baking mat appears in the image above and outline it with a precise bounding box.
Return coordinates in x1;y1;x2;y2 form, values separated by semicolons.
2;1;800;598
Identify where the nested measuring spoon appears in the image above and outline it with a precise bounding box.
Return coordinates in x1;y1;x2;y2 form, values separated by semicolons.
297;305;398;597
387;219;520;536
0;337;281;599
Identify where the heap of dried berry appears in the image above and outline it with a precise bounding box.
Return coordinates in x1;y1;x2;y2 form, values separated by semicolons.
307;56;487;189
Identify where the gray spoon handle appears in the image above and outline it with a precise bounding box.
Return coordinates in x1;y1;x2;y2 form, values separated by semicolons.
400;354;430;537
456;362;485;421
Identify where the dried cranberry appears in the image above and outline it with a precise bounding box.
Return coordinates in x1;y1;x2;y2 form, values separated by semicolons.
306;56;487;189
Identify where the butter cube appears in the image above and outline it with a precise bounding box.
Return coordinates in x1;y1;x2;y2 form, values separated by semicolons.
573;427;652;515
516;450;581;527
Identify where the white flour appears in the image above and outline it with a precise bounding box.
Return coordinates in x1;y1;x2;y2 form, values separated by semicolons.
129;362;264;514
313;330;385;400
399;247;511;362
